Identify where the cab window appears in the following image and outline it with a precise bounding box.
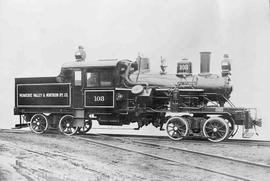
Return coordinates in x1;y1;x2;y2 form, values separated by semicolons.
74;71;82;86
87;72;99;87
100;71;112;86
86;71;113;87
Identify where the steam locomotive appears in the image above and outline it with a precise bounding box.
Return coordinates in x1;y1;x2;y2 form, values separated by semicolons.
14;52;261;142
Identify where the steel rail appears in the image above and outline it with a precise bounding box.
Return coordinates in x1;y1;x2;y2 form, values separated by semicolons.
179;138;270;147
131;139;270;169
95;133;270;147
2;129;270;147
96;134;270;169
97;134;270;167
74;135;255;181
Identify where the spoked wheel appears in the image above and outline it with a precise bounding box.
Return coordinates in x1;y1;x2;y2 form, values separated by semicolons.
77;120;92;134
59;115;78;136
203;117;229;142
30;114;48;134
166;117;189;140
224;118;236;139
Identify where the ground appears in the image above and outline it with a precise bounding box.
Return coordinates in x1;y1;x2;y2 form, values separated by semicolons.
0;127;269;181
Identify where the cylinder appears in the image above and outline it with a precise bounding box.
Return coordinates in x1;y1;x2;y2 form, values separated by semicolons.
200;52;211;74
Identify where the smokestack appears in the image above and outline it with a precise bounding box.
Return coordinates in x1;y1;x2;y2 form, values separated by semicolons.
200;52;211;74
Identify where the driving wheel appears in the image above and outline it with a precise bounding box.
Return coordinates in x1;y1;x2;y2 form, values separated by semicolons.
203;117;229;142
166;116;189;140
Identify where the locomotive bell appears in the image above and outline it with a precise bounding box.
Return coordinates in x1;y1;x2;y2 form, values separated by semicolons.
176;58;192;77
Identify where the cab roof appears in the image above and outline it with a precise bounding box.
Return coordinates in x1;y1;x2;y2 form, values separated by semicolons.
61;59;120;69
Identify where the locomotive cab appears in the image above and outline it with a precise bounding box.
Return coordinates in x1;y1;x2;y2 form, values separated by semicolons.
60;60;118;109
58;60;140;129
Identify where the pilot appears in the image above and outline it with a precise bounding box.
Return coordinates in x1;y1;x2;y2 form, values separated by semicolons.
75;46;86;62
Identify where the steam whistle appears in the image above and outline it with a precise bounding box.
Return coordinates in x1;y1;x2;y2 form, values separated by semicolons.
135;53;150;74
160;56;167;75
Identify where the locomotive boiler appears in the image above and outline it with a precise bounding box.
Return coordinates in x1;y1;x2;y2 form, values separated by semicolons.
14;52;261;142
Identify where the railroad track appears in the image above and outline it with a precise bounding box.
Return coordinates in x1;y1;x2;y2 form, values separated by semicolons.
3;128;270;148
96;133;270;147
101;134;270;167
120;137;270;169
75;134;270;181
4;129;270;146
0;140;111;180
97;134;270;168
1;129;270;180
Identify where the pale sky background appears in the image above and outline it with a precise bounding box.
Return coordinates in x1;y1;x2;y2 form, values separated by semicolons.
0;0;269;140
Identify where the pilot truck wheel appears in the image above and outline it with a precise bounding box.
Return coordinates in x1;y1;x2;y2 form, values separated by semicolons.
77;120;92;134
203;117;229;142
166;116;189;140
30;114;48;134
59;115;78;136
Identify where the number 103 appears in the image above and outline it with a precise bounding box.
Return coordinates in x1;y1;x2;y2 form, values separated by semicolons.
94;96;105;102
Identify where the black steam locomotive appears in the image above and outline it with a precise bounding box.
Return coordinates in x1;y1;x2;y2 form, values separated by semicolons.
14;52;261;142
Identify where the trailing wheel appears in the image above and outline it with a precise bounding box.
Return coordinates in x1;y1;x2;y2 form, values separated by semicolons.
166;116;189;140
77;120;92;134
59;115;78;136
203;117;229;142
30;114;48;134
